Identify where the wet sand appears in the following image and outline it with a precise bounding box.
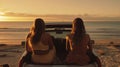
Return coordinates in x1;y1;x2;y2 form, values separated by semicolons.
0;45;24;67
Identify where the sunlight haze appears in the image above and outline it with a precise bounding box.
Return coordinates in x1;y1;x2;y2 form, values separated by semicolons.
0;0;120;21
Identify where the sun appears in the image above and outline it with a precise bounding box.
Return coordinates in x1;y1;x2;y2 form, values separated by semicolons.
0;16;6;21
0;12;5;16
0;12;6;21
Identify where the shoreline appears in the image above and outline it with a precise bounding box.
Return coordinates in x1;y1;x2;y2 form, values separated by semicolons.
94;39;120;45
0;39;120;46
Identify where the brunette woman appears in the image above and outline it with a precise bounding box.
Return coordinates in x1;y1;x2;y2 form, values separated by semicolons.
26;18;56;64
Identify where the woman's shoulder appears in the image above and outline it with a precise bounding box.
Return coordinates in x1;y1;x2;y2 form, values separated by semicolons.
84;34;90;40
85;34;89;37
42;32;52;38
85;34;90;37
44;32;51;36
66;33;73;39
26;32;31;39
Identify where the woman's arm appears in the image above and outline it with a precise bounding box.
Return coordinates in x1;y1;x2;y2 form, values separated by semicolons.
66;36;69;51
87;34;101;67
87;34;93;52
66;35;73;51
25;33;32;52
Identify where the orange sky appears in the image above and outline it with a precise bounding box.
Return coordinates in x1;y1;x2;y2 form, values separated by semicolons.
0;0;120;21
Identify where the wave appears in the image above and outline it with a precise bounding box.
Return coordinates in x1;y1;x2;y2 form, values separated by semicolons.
88;30;120;33
0;28;30;32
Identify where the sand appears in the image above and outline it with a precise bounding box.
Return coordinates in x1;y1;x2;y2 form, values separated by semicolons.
0;40;120;67
0;45;24;67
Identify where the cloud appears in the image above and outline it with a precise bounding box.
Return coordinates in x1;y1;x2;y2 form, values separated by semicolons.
3;12;39;17
2;12;120;21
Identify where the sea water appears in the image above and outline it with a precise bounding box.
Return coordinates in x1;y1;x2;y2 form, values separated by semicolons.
0;21;120;45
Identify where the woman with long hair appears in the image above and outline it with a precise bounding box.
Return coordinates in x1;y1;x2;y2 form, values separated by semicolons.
25;18;56;64
65;18;91;65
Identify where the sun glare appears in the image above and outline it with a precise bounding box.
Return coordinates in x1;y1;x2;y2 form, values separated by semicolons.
0;12;6;21
0;16;6;21
0;12;5;15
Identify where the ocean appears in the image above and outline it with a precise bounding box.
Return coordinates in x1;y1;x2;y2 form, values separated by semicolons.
0;21;120;45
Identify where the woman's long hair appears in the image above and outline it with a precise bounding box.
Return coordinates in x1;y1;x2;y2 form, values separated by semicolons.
30;18;45;45
71;18;86;45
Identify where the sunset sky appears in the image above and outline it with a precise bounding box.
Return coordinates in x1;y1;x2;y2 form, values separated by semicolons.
0;0;120;21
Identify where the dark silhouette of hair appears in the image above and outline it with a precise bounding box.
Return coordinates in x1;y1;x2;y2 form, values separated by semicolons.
71;18;86;45
30;18;45;45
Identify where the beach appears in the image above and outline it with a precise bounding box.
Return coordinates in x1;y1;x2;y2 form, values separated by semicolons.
0;39;120;67
94;41;120;67
1;0;120;66
0;45;24;67
0;21;120;67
